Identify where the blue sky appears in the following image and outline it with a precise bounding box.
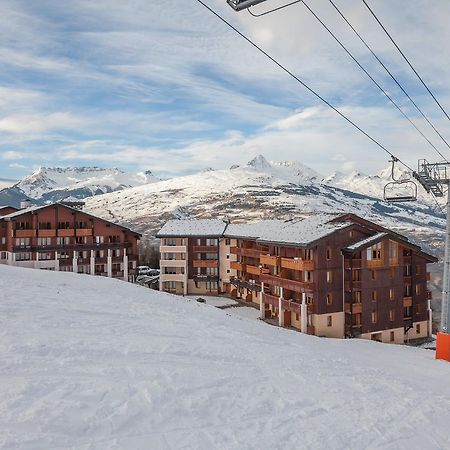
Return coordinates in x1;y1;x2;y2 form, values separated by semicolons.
1;0;450;180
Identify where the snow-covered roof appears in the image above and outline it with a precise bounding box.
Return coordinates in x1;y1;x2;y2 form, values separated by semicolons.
256;214;351;246
224;220;285;239
157;219;227;237
345;232;389;252
0;204;48;219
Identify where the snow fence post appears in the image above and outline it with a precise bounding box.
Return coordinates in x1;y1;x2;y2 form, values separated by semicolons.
301;292;308;334
279;287;284;327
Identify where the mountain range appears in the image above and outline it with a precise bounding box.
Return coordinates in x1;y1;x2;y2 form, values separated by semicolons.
0;166;159;207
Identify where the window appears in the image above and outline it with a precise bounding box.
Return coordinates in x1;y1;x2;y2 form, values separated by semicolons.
226;254;230;259
352;269;361;281
57;237;70;246
15;252;31;261
165;238;176;246
227;269;230;274
371;311;378;324
415;284;421;295
416;324;421;334
295;313;300;321
416;265;422;275
326;247;332;260
367;242;382;260
304;249;313;260
15;238;30;248
404;284;412;297
95;236;104;244
225;238;230;245
403;265;412;276
165;281;177;291
38;252;53;260
404;306;412;318
390;331;395;342
371;270;376;280
352;291;362;303
352;313;362;326
389;288;394;300
326;271;332;283
349;230;354;237
389;309;395;321
206;238;218;246
206;281;218;291
371;290;377;302
206;253;218;260
327;316;332;327
326;293;332;305
304;271;313;282
37;237;52;247
196;238;201;246
416;304;422;314
388;241;397;259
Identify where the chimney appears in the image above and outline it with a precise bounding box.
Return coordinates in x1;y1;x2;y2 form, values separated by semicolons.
20;199;32;209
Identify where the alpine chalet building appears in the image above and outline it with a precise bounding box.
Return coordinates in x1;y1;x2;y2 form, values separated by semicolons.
158;214;436;344
0;203;140;281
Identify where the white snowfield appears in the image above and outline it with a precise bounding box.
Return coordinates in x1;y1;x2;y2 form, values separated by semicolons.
1;265;449;450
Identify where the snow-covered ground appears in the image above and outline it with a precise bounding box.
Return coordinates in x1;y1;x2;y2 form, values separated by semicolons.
186;295;237;307
1;265;450;449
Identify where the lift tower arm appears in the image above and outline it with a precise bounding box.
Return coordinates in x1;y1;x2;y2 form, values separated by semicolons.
227;0;270;11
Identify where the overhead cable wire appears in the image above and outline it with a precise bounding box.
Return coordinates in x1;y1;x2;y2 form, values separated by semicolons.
298;0;449;163
328;0;450;160
362;0;450;124
194;0;414;173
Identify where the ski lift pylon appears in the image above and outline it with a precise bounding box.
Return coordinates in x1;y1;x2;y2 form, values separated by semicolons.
383;158;418;203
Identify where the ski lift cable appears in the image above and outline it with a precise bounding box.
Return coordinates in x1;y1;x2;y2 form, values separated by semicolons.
362;0;450;125
328;0;450;159
297;0;449;163
194;0;415;173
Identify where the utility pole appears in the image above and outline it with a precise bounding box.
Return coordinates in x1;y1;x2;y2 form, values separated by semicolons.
414;160;450;361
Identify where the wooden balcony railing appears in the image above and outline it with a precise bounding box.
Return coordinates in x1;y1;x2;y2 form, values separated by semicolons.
352;302;362;314
366;259;384;268
344;258;362;270
15;229;36;238
230;261;244;271
57;229;75;237
246;265;269;276
192;260;218;268
280;258;314;271
260;274;314;293
260;254;279;266
262;293;279;307
230;247;262;258
38;229;56;237
281;299;301;314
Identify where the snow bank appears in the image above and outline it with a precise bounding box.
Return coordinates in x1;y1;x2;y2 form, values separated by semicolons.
0;265;449;449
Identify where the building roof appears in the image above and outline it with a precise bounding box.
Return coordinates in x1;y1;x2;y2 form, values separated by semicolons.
255;214;352;247
157;219;228;237
224;220;285;239
0;203;141;237
345;232;389;252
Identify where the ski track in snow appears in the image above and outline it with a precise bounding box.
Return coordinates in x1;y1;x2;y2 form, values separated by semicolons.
1;265;450;449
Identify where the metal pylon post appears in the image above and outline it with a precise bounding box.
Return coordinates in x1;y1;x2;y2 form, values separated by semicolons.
441;182;450;334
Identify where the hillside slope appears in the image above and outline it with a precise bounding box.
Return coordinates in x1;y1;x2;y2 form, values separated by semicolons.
84;156;445;249
0;265;449;449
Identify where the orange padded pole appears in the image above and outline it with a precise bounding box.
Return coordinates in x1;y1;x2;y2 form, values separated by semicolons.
436;332;450;362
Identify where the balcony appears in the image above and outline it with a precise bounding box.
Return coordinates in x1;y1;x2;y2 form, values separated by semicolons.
246;265;269;276
192;260;218;268
76;228;93;237
230;261;245;271
15;229;36;238
260;274;314;293
262;293;279;307
403;297;413;307
230;247;262;258
344;280;362;291
193;246;218;253
38;229;56;238
260;254;279;266
160;245;186;253
280;258;314;271
160;259;186;268
160;273;184;282
367;259;384;268
57;229;75;237
352;302;362;314
281;298;301;314
229;277;262;292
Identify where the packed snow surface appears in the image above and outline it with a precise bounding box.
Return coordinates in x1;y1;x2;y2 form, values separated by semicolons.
1;265;450;449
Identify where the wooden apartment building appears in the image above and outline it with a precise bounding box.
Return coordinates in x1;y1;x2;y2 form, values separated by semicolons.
0;203;140;281
157;214;436;344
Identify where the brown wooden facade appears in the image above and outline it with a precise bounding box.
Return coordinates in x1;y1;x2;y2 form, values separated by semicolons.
0;203;140;281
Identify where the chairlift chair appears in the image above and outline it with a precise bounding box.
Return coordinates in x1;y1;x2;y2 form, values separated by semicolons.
383;157;418;203
383;180;418;203
227;0;269;11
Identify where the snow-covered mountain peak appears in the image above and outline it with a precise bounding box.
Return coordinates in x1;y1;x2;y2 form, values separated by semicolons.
246;154;272;170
